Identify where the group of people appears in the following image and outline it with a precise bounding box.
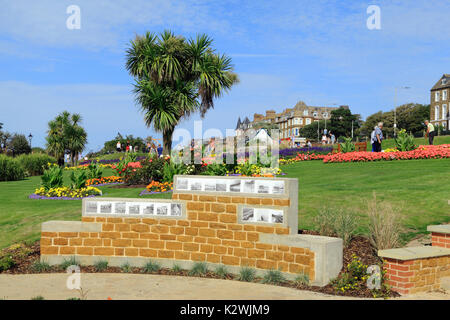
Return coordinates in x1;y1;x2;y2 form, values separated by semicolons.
116;140;163;156
370;120;435;152
321;129;336;145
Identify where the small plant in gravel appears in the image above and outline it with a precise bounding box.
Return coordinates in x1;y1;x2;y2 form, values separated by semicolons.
294;273;310;286
238;267;256;282
31;296;45;300
0;255;16;272
67;297;81;300
59;256;79;270
171;264;182;273
214;265;229;279
142;260;161;273
31;260;52;273
94;260;108;272
261;269;286;285
188;262;208;276
120;262;132;273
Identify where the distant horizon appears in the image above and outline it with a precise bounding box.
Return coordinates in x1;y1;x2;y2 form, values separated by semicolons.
0;0;446;152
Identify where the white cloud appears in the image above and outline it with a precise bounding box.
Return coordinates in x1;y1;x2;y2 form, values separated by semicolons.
0;0;232;51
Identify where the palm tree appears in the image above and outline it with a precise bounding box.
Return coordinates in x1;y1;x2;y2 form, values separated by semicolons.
126;31;238;155
46;111;87;166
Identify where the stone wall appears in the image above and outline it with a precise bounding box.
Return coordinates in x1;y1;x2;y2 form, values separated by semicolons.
379;224;450;295
40;176;343;286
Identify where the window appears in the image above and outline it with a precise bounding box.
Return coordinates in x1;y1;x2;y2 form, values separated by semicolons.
443;90;448;101
313;112;318;117
435;91;440;102
323;112;328;118
435;106;439;121
295;128;299;136
443;105;447;120
299;118;303;125
303;110;308;116
305;118;311;125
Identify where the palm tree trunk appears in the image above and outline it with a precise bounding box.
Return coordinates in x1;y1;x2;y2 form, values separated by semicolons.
163;127;174;156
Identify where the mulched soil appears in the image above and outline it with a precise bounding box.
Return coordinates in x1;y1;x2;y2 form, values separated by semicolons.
1;232;398;298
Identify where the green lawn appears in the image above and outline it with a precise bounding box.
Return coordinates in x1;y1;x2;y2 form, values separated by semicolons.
0;160;449;249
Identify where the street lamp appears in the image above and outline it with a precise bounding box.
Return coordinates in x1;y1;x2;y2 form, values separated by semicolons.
394;86;411;137
28;133;33;148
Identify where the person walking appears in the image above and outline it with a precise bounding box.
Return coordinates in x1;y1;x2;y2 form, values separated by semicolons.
370;126;377;152
425;120;435;145
116;141;121;152
372;122;384;152
330;132;336;145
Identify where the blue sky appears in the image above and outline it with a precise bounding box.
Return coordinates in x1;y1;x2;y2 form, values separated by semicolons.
0;0;448;152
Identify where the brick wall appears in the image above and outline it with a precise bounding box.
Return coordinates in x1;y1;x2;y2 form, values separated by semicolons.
383;256;450;295
431;232;450;248
41;193;316;280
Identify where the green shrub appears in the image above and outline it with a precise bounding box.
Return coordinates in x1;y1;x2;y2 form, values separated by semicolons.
121;262;132;273
10;134;31;155
394;129;416;151
261;269;286;284
171;264;182;273
142;260;161;273
31;260;52;273
314;207;359;247
0;155;25;181
334;211;358;247
188;262;208;276
70;170;87;189
59;256;79;270
87;162;103;179
41;165;63;190
0;255;16;271
294;273;310;286
202;163;228;176
214;265;229;279
163;162;188;183
16;153;56;176
93;260;108;272
238;267;256;282
367;193;402;251
340;137;355;153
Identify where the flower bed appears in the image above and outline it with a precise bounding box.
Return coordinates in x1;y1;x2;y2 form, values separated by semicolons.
30;186;102;200
64;163;114;170
139;181;173;196
323;144;450;163
279;146;333;158
86;176;123;186
279;153;326;165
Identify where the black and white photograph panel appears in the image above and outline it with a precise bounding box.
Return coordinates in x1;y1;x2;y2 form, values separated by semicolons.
204;180;216;191
243;180;255;193
171;203;182;216
156;204;169;216
100;202;112;214
143;203;155;215
229;179;241;192
190;179;203;191
216;179;227;192
271;181;285;194
242;207;255;222
115;202;126;214
177;178;188;190
128;204;141;215
86;201;98;214
256;181;270;194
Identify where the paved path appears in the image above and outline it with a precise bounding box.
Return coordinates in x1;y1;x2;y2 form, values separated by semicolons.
0;274;448;300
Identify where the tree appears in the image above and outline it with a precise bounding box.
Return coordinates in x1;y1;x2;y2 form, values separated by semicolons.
299;120;325;141
329;107;361;139
126;31;239;155
10;134;31;156
46;111;87;166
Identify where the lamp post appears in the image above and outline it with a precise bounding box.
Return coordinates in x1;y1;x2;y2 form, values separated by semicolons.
394;86;410;137
28;133;33;148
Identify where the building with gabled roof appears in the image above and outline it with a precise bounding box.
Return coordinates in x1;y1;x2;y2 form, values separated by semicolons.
430;74;450;129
